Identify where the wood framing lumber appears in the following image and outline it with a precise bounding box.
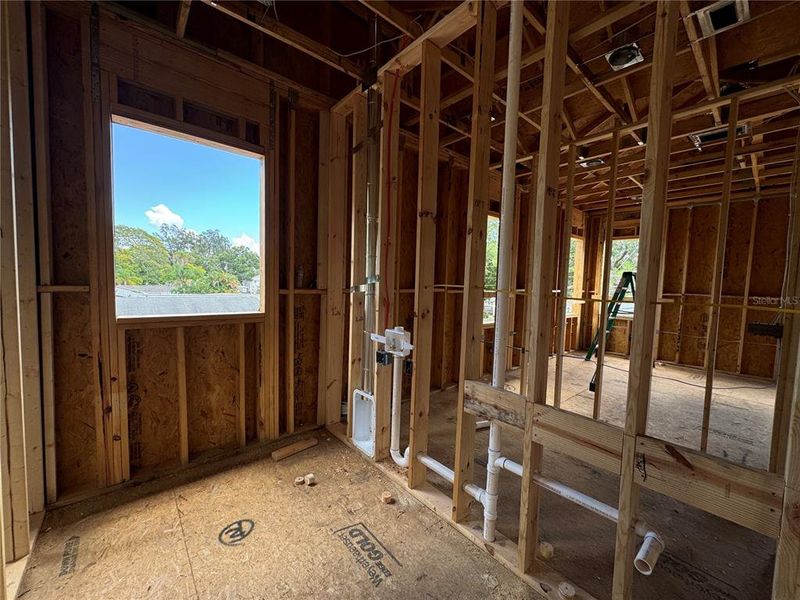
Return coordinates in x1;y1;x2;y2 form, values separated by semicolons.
772;132;800;594
771;131;800;474
452;0;496;523
592;130;620;419
518;0;569;574
177;327;189;465
378;0;475;78
176;0;191;38
324;110;347;426
374;70;402;460
700;98;739;452
287;104;297;435
6;0;44;514
553;146;576;408
465;381;784;539
0;0;31;557
271;438;319;462
408;40;441;489
238;323;246;448
612;3;679;598
347;92;368;439
199;0;365;81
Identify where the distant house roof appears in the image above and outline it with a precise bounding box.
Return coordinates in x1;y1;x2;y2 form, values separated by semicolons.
115;286;259;316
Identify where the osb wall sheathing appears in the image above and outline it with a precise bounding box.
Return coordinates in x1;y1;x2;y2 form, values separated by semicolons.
125;329;180;474
47;7;98;496
186;325;240;457
244;324;260;443
657;196;789;378
53;294;98;495
44;2;324;496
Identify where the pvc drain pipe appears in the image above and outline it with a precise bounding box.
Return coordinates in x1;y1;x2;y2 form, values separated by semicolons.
494;457;665;576
390;354;410;467
417;453;454;483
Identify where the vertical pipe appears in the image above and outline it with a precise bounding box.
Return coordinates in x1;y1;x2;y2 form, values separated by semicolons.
363;14;380;395
700;98;739;451
484;0;523;543
554;145;576;408
593;129;620;419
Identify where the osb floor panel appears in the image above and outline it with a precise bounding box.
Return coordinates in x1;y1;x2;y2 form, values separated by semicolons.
412;353;777;600
19;436;538;600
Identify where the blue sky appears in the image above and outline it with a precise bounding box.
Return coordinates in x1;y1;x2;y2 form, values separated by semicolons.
112;122;263;253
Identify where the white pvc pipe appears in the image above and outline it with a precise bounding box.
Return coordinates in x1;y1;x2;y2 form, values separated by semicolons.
390;354;410;467
533;473;620;523
479;0;525;545
495;456;523;477
417;453;454;483
493;463;665;576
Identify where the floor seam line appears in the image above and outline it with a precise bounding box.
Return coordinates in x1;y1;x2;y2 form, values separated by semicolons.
174;492;200;600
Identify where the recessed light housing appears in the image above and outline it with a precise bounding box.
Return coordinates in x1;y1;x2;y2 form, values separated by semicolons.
605;43;644;72
689;124;749;149
579;158;605;169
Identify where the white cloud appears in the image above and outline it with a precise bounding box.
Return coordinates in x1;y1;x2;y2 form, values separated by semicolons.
233;233;260;255
145;204;184;228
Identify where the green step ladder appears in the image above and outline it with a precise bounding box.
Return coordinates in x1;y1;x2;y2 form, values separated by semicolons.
586;271;636;392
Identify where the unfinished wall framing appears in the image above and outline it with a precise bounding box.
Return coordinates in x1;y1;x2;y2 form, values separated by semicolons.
2;1;800;600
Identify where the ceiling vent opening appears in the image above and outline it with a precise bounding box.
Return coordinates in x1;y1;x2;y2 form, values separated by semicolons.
696;0;750;37
689;123;749;149
605;43;644;71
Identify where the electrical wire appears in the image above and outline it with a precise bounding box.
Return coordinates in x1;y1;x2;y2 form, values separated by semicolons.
336;33;407;58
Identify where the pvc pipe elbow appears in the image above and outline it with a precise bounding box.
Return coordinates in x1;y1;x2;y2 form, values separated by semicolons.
634;531;665;575
391;447;410;468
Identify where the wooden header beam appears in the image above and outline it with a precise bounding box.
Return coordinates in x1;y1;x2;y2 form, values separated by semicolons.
200;0;366;80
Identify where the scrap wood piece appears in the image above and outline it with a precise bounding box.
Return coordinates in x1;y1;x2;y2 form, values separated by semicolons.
271;437;319;462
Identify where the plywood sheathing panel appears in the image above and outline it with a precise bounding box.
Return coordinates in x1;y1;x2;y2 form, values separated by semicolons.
47;9;90;285
294;295;321;430
716;299;744;373
125;328;180;474
662;208;690;294
748;196;789;297
244;323;260;443
294;108;320;288
722;201;756;296
186;325;240;457
741;196;789;378
53;294;98;495
684;204;719;295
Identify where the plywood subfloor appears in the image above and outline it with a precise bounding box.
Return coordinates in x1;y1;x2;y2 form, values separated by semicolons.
413;353;777;600
18;436;537;600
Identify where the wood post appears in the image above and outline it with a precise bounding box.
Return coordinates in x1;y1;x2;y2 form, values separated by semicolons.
1;0;31;558
347;92;368;439
324;109;347;425
286;103;296;434
177;327;189;464
452;0;496;522
554;146;576;408
518;0;570;573
612;2;679;597
408;40;441;489
375;70;401;460
772;131;800;600
700;98;739;452
593;129;620;419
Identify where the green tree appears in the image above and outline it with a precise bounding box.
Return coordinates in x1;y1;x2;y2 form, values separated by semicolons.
113;225;171;285
115;224;259;293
